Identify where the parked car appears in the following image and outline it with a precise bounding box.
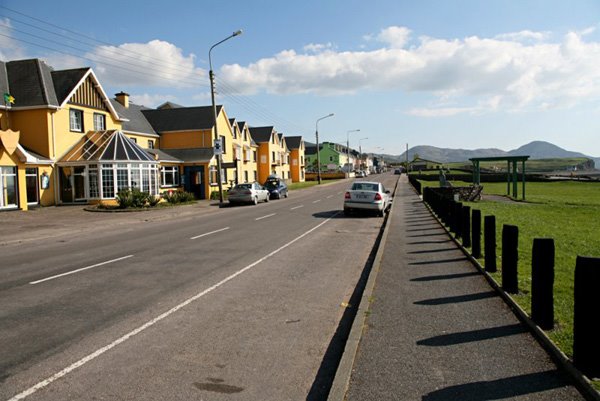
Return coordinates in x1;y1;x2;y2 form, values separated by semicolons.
355;170;366;178
264;176;288;199
394;168;403;175
344;181;391;217
228;182;270;205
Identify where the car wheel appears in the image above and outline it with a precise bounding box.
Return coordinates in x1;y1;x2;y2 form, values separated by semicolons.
265;195;269;203
284;191;288;198
253;196;258;205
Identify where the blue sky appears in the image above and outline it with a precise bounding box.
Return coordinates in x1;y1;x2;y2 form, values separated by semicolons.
2;0;600;156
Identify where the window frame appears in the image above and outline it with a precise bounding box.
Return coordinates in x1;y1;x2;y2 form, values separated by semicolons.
93;112;106;131
69;108;84;132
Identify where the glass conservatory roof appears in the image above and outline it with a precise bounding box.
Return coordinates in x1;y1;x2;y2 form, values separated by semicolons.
61;130;156;163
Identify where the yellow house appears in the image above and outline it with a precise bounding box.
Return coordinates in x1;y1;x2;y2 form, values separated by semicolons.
249;126;281;184
142;104;236;199
232;120;258;184
285;136;306;182
277;134;291;181
0;58;135;210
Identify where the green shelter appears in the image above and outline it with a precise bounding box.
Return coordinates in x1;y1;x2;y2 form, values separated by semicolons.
469;156;530;200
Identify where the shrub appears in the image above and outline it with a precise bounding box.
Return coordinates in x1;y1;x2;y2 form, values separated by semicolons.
163;190;196;204
116;188;158;208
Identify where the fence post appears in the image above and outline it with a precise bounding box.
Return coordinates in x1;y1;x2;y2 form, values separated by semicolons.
502;224;519;294
484;215;497;273
454;202;463;239
573;256;600;378
462;205;471;248
531;238;554;330
472;209;481;258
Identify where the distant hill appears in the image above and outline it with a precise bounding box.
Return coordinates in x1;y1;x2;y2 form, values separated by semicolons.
393;141;598;167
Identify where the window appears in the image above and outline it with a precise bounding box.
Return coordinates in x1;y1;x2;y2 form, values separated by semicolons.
209;166;226;184
161;166;180;187
93;113;106;131
253;171;257;181
329;156;334;162
25;168;38;204
0;166;18;208
130;137;137;143
116;164;129;192
220;135;226;154
244;171;249;182
89;165;99;198
101;164;114;198
253;150;257;161
148;140;154;149
70;109;83;132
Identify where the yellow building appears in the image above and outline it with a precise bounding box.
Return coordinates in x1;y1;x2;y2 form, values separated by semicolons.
1;58;134;210
285;136;306;182
249;126;282;184
231;120;258;184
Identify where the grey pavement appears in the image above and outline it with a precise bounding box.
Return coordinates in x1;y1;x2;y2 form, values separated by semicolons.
343;177;586;400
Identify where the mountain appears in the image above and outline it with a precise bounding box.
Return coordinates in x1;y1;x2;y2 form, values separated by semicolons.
395;141;598;165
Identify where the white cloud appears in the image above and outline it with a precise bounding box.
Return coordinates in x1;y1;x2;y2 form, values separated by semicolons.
0;18;26;60
130;93;177;108
88;40;205;88
303;42;334;53
377;26;412;48
219;26;600;115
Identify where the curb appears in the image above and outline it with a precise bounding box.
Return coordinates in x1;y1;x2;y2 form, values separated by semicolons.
421;197;600;401
327;176;401;401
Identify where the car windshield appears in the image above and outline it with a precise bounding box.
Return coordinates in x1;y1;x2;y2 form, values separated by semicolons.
265;181;279;189
351;183;379;191
235;184;252;190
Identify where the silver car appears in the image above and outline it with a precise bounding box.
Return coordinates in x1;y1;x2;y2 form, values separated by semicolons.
344;181;391;217
228;182;270;205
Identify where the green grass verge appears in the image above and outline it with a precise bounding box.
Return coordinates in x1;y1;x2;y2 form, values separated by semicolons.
288;179;344;191
421;180;600;359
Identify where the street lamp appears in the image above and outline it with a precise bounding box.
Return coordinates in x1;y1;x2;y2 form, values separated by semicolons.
209;29;242;206
358;137;368;171
346;129;360;176
315;113;334;184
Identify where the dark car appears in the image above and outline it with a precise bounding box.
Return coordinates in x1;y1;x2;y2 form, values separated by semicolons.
264;176;288;199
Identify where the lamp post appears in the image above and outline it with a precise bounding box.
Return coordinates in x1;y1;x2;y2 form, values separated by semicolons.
209;30;242;205
315;113;334;184
346;129;360;176
359;137;368;171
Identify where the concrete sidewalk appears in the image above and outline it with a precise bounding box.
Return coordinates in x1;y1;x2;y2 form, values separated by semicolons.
339;177;586;400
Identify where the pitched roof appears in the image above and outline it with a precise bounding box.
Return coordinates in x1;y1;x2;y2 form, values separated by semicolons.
248;126;274;143
157;148;214;163
5;59;59;107
156;101;184;109
142;105;222;132
145;148;182;163
285;136;303;149
110;99;158;136
60;130;156;163
0;62;9;104
52;68;89;104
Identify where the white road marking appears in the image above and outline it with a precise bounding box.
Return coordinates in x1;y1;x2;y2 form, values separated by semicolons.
190;227;230;240
29;255;134;285
255;213;276;221
8;213;339;401
337;191;343;195
326;195;334;199
290;205;304;210
312;199;321;203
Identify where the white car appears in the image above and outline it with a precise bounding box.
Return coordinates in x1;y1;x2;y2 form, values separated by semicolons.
344;181;391;217
228;182;270;205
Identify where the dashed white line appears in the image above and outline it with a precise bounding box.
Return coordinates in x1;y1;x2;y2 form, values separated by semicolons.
190;227;230;240
326;195;334;199
290;205;304;210
312;199;321;203
29;255;134;285
255;213;276;221
8;213;340;401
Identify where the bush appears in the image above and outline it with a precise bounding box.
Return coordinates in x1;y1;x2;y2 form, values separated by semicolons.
163;190;196;204
209;190;228;200
116;188;158;208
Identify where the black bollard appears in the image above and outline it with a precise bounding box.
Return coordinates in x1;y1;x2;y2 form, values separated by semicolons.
573;256;600;379
454;202;463;239
502;224;519;294
472;209;482;258
531;238;554;330
484;215;497;272
462;205;471;248
449;201;457;234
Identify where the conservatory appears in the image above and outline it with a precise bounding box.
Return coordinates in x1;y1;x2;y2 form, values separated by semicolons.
58;130;159;203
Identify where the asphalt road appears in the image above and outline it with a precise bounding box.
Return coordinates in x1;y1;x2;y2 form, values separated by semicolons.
0;174;397;401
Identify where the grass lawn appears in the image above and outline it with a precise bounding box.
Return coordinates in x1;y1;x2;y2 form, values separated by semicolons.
288;179;343;191
421;179;600;359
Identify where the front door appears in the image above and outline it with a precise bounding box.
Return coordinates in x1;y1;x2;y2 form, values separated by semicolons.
60;166;87;203
184;166;205;199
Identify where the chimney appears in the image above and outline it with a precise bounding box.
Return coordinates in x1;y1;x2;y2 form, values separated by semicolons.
115;91;129;108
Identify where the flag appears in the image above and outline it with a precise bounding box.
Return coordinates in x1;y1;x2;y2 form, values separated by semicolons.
4;93;15;104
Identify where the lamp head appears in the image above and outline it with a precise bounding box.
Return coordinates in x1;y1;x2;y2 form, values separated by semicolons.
233;30;243;37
